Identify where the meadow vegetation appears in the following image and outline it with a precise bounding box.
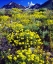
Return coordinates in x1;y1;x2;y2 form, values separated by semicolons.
0;8;53;64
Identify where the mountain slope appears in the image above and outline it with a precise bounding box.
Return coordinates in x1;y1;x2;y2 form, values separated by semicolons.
30;3;41;9
40;0;53;9
1;0;53;9
29;0;53;9
2;1;25;9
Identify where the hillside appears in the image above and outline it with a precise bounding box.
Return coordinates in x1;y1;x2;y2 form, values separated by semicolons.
0;8;53;64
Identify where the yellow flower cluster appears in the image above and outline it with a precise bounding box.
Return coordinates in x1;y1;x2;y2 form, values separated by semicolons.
7;55;12;61
34;11;47;19
47;20;53;25
7;48;45;64
7;29;43;47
